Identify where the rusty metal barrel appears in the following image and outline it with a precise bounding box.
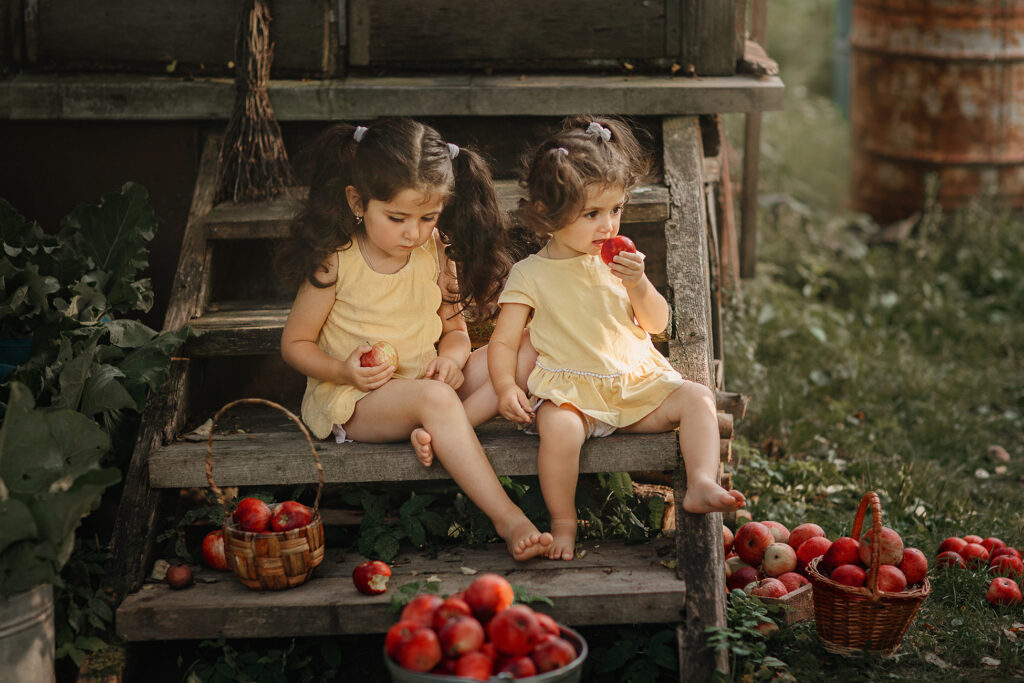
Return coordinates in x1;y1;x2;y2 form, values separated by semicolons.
850;0;1024;223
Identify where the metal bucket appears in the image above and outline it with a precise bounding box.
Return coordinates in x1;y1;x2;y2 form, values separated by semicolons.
385;625;588;683
850;0;1024;223
0;583;56;683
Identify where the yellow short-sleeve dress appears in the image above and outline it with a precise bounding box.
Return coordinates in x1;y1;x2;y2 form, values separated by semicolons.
497;252;686;428
300;236;444;440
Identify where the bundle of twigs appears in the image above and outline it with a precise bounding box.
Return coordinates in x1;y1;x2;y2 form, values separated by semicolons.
215;0;295;203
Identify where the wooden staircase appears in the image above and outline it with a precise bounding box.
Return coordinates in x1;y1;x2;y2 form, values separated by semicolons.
108;110;753;679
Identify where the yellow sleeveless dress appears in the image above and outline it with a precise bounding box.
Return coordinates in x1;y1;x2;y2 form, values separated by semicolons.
300;236;443;439
498;252;685;428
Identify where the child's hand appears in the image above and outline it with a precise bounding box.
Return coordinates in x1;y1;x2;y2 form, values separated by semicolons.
424;356;465;390
498;385;534;424
609;249;646;287
341;345;395;392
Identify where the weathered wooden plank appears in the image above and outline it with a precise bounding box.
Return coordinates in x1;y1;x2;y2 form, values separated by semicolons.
150;419;678;488
105;359;191;602
33;0;329;73
663;116;728;679
0;73;786;120
681;0;738;76
715;390;749;422
116;540;684;640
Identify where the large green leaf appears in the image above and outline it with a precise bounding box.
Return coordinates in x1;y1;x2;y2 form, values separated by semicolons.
28;467;121;558
79;364;136;417
0;498;38;556
0;540;61;597
0;384;64;494
45;408;111;483
53;339;98;412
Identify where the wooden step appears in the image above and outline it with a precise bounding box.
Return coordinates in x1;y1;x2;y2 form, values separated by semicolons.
203;181;670;241
115;538;684;641
149;412;678;489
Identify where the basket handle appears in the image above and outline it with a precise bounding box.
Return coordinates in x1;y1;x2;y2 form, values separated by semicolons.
850;491;884;600
205;398;325;516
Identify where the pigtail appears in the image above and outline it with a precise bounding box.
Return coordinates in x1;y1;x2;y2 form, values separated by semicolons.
440;146;512;321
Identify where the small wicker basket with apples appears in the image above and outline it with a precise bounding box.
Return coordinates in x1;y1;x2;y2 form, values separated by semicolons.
205;398;326;591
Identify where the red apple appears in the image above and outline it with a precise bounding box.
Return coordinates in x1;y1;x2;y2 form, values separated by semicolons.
990;554;1024;581
165;563;193;589
535;612;560;637
777;572;809;593
788;523;826;551
454;652;493;681
981;537;1007;555
962;534;983;545
725;555;750;576
734;522;774;565
868;564;908;592
432;596;473;631
821;536;860;573
859;527;904;566
439;616;485;658
726;565;762;592
352;560;391;595
463;573;515;624
756;620;780;637
359;340;399;368
201;530;228;571
600;235;636;265
497;656;537;678
961;542;990;568
990;547;1022;562
232;497;272;532
797;536;833;572
761;543;798;577
487;605;543;656
398;628;442;672
830;563;867;588
761;521;791;545
749;578;788;599
735;509;753;523
722;525;734;555
937;537;968;555
270;500;312;532
531;636;577;673
986;577;1023;607
385;620;422;660
936;551;967;569
401;594;444;628
900;548;928;585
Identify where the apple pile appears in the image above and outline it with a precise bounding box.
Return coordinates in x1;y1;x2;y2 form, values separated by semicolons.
935;534;1023;607
723;519;928;596
386;573;579;680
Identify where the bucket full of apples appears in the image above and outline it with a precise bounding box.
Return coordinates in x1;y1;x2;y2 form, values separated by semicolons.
205;398;326;590
804;491;930;656
384;573;587;682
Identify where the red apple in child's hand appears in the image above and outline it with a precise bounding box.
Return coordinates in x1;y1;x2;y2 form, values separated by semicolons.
859;527;904;566
352;560;391;595
270;500;311;532
531;636;577;673
987;577;1023;607
232;497;271;532
201;530;228;571
359;340;399;368
900;548;928;584
600;235;636;264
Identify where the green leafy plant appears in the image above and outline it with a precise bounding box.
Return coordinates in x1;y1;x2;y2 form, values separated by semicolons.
54;538;116;667
184;638;337;683
703;590;793;682
588;626;678;683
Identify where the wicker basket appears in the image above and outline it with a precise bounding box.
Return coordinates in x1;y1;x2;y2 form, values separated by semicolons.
205;398;326;591
805;491;930;656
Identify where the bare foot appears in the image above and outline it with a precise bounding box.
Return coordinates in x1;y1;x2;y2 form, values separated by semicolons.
410;428;434;467
498;518;553;561
682;478;746;513
547;519;577;561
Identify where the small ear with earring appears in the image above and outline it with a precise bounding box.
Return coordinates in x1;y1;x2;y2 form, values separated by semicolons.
354;214;363;225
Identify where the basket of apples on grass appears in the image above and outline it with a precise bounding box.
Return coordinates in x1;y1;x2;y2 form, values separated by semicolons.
804;491;930;656
385;573;587;682
205;398;326;590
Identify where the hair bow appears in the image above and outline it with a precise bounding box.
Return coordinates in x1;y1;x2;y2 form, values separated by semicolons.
585;122;612;142
556;147;569;157
353;126;368;143
447;143;460;160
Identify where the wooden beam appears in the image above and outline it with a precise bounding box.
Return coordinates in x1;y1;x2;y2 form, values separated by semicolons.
680;0;737;76
740;0;768;279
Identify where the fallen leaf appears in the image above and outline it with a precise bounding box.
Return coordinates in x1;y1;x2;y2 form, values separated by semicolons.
989;445;1011;462
460;567;478;575
996;465;1008;475
660;559;677;570
924;652;949;669
426;574;441;584
577;550;587;559
975;468;991;479
1003;627;1017;642
149;559;169;582
981;656;1000;667
184;419;213;442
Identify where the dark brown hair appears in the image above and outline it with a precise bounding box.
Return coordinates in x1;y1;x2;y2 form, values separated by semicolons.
276;118;511;320
516;115;652;236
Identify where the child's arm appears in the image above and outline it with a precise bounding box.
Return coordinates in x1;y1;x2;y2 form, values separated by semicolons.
609;251;669;334
424;244;471;389
281;254;395;391
488;303;535;424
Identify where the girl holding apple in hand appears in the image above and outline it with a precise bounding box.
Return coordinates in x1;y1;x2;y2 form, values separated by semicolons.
278;118;550;561
489;116;745;560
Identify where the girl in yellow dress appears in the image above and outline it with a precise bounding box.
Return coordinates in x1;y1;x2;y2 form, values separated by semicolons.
278;118;551;560
488;117;746;560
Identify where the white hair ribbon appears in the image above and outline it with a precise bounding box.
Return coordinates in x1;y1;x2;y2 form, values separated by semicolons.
556;147;569;157
585;122;612;142
353;126;368;142
447;143;460;160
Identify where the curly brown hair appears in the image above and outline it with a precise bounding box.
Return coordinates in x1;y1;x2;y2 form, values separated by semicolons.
516;115;652;237
276;118;511;320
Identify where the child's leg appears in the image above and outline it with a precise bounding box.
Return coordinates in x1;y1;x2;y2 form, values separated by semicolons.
535;401;588;560
343;378;553;560
458;330;538;427
619;382;745;513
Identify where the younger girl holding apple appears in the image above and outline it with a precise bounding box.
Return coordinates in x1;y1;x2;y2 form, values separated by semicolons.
488;116;745;560
278;118;551;560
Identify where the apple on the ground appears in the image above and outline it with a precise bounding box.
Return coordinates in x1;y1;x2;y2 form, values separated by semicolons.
986;577;1023;607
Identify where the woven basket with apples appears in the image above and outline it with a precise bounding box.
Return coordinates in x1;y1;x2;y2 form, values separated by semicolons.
205;398;326;591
